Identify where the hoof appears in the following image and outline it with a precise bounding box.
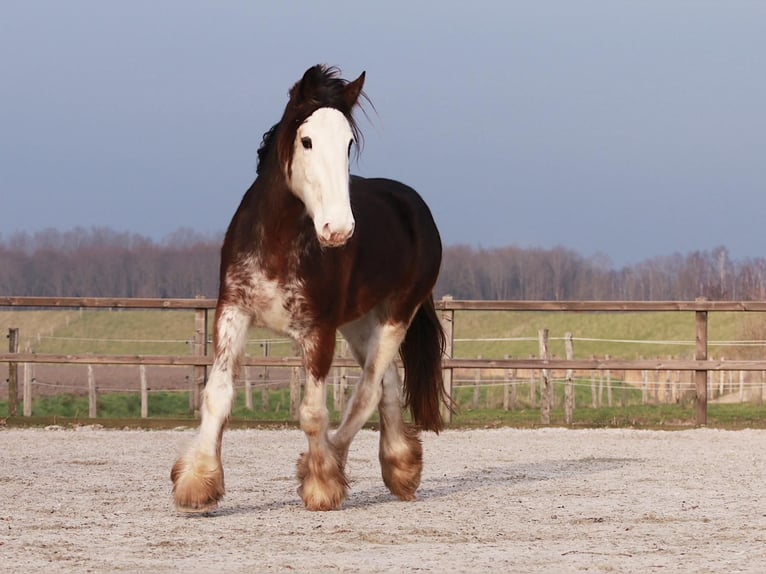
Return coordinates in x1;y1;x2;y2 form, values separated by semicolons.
380;426;423;501
171;453;225;513
296;450;348;511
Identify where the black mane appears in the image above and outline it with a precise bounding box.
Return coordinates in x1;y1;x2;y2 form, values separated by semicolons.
256;122;279;173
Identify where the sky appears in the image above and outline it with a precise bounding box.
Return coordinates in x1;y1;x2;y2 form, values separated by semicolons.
1;1;765;267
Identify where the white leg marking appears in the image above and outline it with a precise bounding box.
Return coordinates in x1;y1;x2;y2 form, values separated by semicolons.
297;370;348;510
171;305;251;512
197;305;250;456
379;364;408;450
377;361;423;501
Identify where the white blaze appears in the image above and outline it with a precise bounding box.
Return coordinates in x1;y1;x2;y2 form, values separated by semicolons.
287;107;355;247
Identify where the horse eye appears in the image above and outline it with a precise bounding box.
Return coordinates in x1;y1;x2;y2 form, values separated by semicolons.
301;137;312;150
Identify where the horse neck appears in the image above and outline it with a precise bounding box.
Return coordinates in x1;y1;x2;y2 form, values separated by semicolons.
243;168;314;261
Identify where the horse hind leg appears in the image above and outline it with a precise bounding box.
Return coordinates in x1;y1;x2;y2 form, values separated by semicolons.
378;363;423;501
171;304;250;513
335;316;421;500
378;296;449;500
333;317;405;459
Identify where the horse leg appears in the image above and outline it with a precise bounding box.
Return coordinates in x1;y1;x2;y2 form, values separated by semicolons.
334;317;405;458
377;363;423;501
295;334;347;511
335;316;419;499
171;304;250;512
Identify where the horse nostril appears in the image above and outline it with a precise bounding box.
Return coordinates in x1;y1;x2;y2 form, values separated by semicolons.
322;222;333;241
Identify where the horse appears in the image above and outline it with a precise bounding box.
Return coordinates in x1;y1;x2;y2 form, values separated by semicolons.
171;64;449;512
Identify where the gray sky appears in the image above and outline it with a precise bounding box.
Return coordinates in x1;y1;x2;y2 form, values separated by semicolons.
2;1;764;266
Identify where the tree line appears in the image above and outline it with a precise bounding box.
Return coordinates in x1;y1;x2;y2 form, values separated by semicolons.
2;227;766;301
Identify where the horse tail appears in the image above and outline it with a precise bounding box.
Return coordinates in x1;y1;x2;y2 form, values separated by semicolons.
399;294;452;433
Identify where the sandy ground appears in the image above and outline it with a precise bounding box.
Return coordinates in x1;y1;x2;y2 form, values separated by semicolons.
1;426;765;574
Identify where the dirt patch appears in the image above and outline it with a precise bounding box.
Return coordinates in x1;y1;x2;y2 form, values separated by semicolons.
1;427;765;573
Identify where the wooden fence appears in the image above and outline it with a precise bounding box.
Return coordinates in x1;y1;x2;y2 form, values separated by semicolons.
3;296;766;425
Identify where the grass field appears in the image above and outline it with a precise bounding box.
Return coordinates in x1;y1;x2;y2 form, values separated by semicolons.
452;309;766;360
4;306;766;359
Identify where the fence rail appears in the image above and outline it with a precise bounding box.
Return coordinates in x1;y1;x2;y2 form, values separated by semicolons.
4;296;766;425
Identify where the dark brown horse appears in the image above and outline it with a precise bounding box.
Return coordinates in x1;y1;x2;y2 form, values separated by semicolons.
171;64;448;512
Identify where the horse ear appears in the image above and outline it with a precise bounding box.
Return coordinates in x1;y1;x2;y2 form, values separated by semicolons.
291;65;323;102
344;71;366;107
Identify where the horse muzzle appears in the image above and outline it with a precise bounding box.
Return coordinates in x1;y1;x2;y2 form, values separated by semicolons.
318;219;355;248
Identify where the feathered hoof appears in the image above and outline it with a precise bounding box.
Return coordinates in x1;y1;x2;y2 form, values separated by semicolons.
296;449;348;511
171;453;225;514
380;426;423;501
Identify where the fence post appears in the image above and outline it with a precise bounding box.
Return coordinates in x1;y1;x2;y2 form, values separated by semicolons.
261;341;270;411
261;362;270;412
620;367;627;407
539;329;550;424
337;341;349;414
7;328;19;417
718;361;725;397
510;362;518;409
641;365;649;404
606;354;613;407
564;332;574;425
440;296;454;425
738;370;745;403
244;366;253;410
664;359;673;404
503;354;515;411
590;357;597;408
140;365;148;418
88;364;97;418
670;361;679;403
23;360;32;417
473;356;481;409
695;309;708;425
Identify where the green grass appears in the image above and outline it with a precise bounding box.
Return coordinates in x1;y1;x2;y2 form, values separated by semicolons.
1;389;351;421
7;392;191;419
449;402;766;429
4;390;765;429
452;378;645;411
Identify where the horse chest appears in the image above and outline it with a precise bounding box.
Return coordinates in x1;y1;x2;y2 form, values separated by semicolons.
246;272;304;334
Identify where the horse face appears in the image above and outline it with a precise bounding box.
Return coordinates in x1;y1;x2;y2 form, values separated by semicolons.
288;107;355;248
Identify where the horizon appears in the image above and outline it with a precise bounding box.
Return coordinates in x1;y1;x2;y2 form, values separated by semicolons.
0;223;752;272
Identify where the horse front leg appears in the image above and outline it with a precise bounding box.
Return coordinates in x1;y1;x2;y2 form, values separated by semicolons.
295;334;347;511
171;305;250;513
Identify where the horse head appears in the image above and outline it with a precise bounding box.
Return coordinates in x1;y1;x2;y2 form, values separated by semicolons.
277;65;366;247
